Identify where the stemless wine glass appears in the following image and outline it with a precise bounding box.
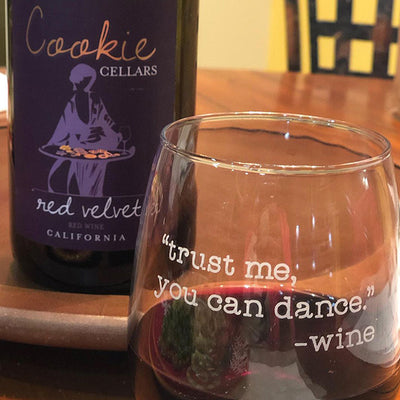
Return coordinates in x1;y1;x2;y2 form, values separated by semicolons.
128;112;400;400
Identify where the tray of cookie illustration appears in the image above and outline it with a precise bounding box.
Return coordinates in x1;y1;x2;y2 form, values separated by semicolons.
39;145;135;162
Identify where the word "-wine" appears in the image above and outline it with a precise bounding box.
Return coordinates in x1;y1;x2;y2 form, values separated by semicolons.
295;325;375;352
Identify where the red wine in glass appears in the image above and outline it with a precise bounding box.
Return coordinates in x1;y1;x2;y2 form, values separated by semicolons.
129;286;400;400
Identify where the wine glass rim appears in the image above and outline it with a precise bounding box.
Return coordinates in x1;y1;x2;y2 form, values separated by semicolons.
161;112;392;175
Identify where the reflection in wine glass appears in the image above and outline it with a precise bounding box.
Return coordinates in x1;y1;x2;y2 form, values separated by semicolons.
128;113;400;400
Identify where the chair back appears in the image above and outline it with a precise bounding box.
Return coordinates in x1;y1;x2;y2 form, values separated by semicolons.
286;0;399;78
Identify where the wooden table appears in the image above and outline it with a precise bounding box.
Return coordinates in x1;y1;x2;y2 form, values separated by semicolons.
196;69;400;162
1;69;400;399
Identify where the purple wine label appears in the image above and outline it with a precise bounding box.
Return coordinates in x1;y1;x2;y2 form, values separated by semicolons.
11;0;177;251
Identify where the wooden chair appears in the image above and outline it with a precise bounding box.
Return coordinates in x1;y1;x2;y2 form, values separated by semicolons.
285;0;398;78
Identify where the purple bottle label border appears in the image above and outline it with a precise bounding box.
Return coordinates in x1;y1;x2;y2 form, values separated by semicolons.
12;0;177;251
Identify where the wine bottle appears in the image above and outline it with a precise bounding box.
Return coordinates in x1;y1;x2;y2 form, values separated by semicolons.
6;0;198;293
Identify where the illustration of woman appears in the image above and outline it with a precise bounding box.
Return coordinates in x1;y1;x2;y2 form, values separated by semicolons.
46;63;126;197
